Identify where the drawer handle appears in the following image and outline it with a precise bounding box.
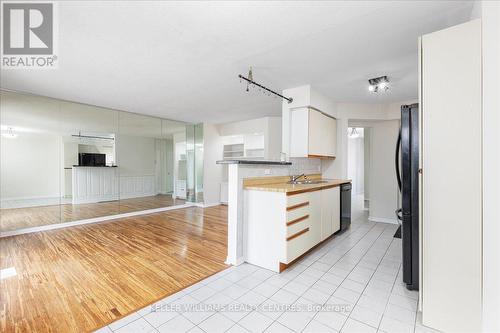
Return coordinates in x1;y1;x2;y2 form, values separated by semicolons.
286;201;309;211
287;227;309;241
287;214;309;226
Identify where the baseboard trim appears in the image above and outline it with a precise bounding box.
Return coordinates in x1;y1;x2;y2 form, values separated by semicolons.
193;202;223;208
0;203;195;238
225;256;245;266
368;216;399;225
1;195;62;202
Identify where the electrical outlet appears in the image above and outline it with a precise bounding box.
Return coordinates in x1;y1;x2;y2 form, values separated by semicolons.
264;169;271;175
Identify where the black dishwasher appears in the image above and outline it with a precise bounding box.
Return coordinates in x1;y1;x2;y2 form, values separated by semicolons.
340;183;352;232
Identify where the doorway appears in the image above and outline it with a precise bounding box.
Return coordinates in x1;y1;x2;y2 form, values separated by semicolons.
347;127;370;221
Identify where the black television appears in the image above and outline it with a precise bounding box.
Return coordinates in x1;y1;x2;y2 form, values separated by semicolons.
79;153;106;166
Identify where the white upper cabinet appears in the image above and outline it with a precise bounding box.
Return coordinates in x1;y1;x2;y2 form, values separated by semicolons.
290;108;337;158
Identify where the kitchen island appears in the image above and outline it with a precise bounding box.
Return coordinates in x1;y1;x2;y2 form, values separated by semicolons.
244;174;351;272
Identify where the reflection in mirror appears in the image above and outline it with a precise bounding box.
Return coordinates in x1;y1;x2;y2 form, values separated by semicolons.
117;113;186;214
186;124;204;203
60;100;120;221
0;90;190;235
174;124;187;200
0;91;62;232
194;123;204;202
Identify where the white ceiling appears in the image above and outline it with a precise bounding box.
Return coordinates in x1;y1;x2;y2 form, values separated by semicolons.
0;1;473;124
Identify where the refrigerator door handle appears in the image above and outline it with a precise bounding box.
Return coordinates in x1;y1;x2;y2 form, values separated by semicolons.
395;126;402;192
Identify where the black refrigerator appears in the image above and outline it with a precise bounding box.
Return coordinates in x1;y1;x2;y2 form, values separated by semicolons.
395;103;419;291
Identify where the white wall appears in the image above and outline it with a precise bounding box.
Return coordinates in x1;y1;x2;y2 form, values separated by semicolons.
481;2;500;331
165;138;174;193
62;141;78;197
116;135;156;177
217;116;282;160
347;130;364;195
155;138;174;194
364;128;371;202
368;120;399;223
1;132;61;200
115;134;157;199
173;130;187;198
203;123;224;205
265;116;282;160
218;117;268;137
347;129;366;221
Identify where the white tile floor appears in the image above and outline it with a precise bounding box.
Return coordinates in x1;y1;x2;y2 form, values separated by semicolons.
95;215;439;333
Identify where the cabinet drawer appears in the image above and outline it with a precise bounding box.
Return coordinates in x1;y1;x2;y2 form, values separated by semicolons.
285;227;311;263
287;192;310;206
286;204;309;221
286;214;310;237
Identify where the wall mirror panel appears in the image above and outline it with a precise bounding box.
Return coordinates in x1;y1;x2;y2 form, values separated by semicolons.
0;91;193;235
116;113;187;214
1;91;63;232
185;124;203;203
59;100;120;221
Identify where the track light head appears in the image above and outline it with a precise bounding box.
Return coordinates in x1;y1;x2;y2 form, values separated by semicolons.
368;75;389;93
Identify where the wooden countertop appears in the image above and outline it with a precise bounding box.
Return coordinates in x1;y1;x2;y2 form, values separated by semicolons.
244;178;351;195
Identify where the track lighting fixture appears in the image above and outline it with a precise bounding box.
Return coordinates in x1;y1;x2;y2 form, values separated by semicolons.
239;67;293;103
368;76;390;93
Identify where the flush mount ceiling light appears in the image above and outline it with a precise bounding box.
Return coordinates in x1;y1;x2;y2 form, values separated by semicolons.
2;127;17;139
239;67;293;104
368;76;390;93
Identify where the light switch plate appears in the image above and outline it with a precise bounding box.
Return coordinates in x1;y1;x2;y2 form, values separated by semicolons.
264;169;271;175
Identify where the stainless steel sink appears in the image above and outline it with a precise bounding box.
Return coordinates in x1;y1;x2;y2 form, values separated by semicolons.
287;180;329;185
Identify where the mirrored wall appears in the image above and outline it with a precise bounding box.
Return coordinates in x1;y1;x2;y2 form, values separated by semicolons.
0;90;201;234
186;123;204;203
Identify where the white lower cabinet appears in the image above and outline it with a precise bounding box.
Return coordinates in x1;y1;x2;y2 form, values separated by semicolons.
320;187;340;241
332;188;340;233
244;186;341;272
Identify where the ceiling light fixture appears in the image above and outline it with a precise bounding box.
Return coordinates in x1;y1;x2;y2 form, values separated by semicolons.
239;67;293;104
2;127;18;139
368;75;390;93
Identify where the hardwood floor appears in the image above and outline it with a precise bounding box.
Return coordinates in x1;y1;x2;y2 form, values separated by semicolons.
0;205;228;333
0;194;186;233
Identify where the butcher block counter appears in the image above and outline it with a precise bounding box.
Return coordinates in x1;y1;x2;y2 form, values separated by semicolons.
244;178;351;195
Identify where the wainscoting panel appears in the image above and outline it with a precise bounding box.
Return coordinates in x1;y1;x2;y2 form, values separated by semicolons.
72;167;119;204
119;175;156;199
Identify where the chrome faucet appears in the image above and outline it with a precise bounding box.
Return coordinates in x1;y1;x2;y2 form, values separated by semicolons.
290;173;306;183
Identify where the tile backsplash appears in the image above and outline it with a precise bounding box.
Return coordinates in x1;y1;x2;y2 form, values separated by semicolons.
289;157;322;175
236;158;322;180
